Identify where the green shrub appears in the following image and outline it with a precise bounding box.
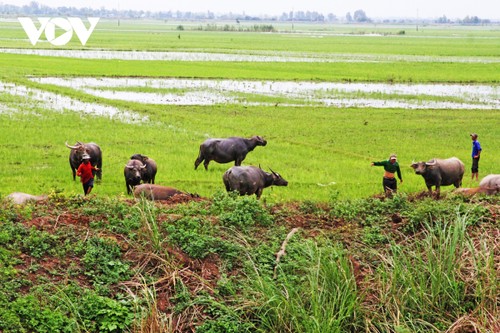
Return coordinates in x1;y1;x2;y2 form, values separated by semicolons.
82;237;130;288
299;200;325;215
165;216;217;259
78;292;134;333
165;216;242;264
195;295;254;333
197;314;252;333
212;191;273;229
0;221;28;249
362;226;388;245
22;227;58;258
8;294;76;333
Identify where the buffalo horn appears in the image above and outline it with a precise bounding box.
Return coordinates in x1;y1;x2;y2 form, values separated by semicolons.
65;141;78;149
426;159;437;166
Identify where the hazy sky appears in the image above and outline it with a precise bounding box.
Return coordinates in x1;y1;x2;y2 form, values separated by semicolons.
9;0;500;19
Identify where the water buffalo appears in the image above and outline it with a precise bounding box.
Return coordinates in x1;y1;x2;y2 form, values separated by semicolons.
133;184;190;200
223;165;288;199
66;141;102;181
130;154;157;184
479;174;500;194
6;192;47;205
124;159;146;194
456;174;500;196
194;136;267;170
411;157;465;198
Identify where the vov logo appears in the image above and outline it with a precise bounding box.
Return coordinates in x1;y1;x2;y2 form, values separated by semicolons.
18;17;99;46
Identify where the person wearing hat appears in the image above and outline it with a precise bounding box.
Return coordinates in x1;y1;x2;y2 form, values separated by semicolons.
470;133;482;181
76;153;99;195
371;154;403;197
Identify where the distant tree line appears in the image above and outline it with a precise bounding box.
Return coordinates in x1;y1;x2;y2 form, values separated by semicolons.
435;15;491;24
0;2;337;21
0;2;495;25
192;24;276;32
0;2;363;22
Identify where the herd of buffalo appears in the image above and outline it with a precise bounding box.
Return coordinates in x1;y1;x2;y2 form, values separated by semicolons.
5;136;500;204
66;136;289;200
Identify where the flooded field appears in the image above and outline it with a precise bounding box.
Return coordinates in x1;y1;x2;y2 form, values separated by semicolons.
1;48;498;63
2;22;500;203
30;77;500;110
0;80;148;123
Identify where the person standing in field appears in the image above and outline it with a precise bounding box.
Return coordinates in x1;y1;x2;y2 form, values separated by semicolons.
371;154;403;197
77;153;99;195
470;133;482;181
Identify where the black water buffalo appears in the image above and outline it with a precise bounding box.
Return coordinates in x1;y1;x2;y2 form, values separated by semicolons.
124;159;146;194
133;184;193;200
223;166;288;199
194;136;267;170
411;157;464;198
130;154;157;184
66;141;102;181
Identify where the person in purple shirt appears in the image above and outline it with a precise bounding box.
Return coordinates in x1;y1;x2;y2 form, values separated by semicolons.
470;133;482;181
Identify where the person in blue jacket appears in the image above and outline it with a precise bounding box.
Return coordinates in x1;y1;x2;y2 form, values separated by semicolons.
470;133;482;181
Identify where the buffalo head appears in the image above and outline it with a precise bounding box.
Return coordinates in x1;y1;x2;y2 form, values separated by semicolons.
125;161;146;183
66;141;103;181
411;159;436;175
253;136;267;147
66;141;87;161
124;159;146;194
269;168;288;186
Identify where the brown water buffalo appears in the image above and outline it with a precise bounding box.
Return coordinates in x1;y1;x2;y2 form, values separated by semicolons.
130;154;157;184
411;157;464;198
455;174;500;196
133;184;188;200
124;159;146;194
194;136;267;170
479;174;500;194
6;192;48;205
223;165;288;199
66;141;102;181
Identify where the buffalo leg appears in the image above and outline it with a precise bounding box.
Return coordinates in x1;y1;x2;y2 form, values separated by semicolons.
426;185;433;197
194;158;203;170
194;150;205;170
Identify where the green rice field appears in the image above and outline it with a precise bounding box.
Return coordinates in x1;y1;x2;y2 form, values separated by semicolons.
0;19;499;201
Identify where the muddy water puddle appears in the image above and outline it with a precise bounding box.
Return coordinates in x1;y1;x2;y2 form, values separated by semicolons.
30;77;500;110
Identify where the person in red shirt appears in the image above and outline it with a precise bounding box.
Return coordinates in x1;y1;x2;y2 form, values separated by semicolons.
76;154;99;195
